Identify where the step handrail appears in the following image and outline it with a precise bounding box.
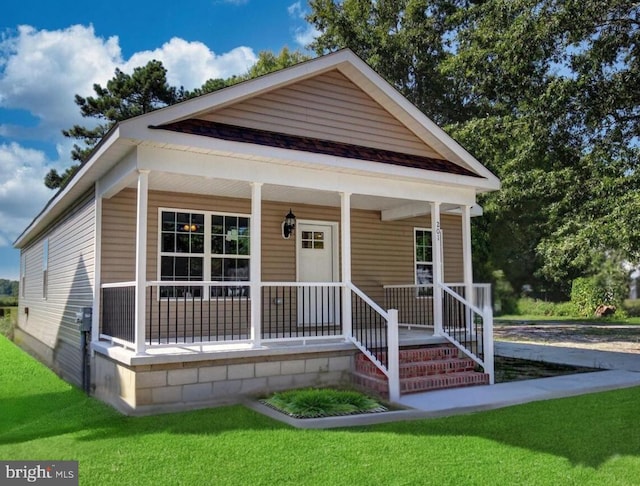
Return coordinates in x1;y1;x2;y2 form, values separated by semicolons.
347;283;400;401
436;281;494;384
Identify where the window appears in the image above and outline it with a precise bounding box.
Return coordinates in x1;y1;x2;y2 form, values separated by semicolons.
159;209;250;298
42;239;49;299
210;214;250;297
20;255;26;298
414;229;433;286
301;231;324;249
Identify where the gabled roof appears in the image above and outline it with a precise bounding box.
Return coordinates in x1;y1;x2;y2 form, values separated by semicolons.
152;120;481;178
122;49;499;185
15;48;500;248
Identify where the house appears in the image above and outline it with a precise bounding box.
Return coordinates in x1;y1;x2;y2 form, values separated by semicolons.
14;49;500;414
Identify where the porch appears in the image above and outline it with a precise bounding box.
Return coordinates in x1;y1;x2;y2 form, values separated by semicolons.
96;280;493;409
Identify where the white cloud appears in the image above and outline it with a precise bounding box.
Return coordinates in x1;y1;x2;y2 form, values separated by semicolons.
0;142;55;246
125;38;257;90
0;24;258;251
0;24;122;141
287;2;321;48
0;24;258;142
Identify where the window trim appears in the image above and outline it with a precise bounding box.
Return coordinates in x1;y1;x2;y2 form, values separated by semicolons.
42;238;49;300
20;254;26;298
414;228;433;287
157;207;251;300
414;227;444;295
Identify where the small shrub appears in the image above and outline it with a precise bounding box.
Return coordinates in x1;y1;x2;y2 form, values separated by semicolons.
623;299;640;317
263;388;385;418
516;298;574;317
571;274;626;317
0;310;16;340
492;270;518;315
553;301;576;316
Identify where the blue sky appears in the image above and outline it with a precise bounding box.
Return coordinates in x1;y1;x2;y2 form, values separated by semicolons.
0;0;318;281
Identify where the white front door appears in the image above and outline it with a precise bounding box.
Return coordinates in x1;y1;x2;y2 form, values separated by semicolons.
297;222;339;325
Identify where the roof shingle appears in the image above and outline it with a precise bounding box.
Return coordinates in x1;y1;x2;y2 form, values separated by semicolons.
152;119;481;178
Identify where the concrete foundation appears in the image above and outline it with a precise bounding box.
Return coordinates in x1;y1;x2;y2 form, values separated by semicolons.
93;346;356;415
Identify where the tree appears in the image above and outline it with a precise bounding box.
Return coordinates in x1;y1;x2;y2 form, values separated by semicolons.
185;49;310;98
50;49;309;190
48;60;185;189
0;279;18;297
245;47;310;78
307;0;467;125
307;0;640;298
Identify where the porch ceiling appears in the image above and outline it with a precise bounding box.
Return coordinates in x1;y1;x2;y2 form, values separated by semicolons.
128;171;446;212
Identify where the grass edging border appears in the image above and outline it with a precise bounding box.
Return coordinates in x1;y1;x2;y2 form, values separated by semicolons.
244;398;427;429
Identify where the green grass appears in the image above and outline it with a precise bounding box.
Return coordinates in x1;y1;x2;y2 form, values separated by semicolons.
0;307;17;339
262;388;385;418
1;335;640;485
496;315;640;325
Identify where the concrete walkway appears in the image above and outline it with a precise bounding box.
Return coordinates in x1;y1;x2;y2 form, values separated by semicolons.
494;341;640;371
397;369;640;415
248;343;640;429
399;342;640;414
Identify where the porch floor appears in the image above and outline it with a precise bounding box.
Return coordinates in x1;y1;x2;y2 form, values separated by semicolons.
95;327;446;366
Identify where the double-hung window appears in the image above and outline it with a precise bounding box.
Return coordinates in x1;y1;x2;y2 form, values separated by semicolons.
210;214;250;297
414;227;444;296
414;228;433;286
42;239;49;300
159;209;250;298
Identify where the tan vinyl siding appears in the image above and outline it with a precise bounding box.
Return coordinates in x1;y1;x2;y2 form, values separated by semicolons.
202;70;443;160
442;215;464;284
351;210;464;307
102;188;463;317
101;188;137;283
18;193;96;386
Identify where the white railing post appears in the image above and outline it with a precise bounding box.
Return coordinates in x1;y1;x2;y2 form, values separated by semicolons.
461;205;474;336
134;170;149;355
341;192;352;341
250;182;263;347
483;305;495;384
431;202;443;335
387;309;400;402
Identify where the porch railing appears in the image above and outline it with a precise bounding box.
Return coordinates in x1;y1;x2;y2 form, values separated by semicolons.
146;281;251;345
383;282;494;383
100;281;346;348
349;283;400;401
384;284;434;327
101;282;135;345
261;283;343;342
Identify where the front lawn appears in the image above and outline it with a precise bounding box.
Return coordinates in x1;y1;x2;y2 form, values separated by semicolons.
1;335;639;485
496;315;640;325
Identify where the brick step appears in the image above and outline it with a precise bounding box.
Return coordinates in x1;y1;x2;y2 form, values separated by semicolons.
352;370;490;397
356;345;461;366
355;356;477;379
400;371;490;394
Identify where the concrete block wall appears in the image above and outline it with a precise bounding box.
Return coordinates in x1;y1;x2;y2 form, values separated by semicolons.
93;350;355;415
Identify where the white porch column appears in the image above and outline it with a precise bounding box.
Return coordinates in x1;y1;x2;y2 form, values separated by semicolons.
461;205;474;299
461;205;474;334
341;192;352;340
91;181;102;345
250;182;263;347
431;201;443;335
134;170;149;355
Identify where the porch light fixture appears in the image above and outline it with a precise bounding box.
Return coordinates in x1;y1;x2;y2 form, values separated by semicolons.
282;209;296;239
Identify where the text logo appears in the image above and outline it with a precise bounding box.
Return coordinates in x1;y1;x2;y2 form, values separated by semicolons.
1;461;78;485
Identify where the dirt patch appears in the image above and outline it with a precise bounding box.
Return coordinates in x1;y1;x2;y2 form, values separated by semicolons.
494;356;600;383
494;322;640;354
